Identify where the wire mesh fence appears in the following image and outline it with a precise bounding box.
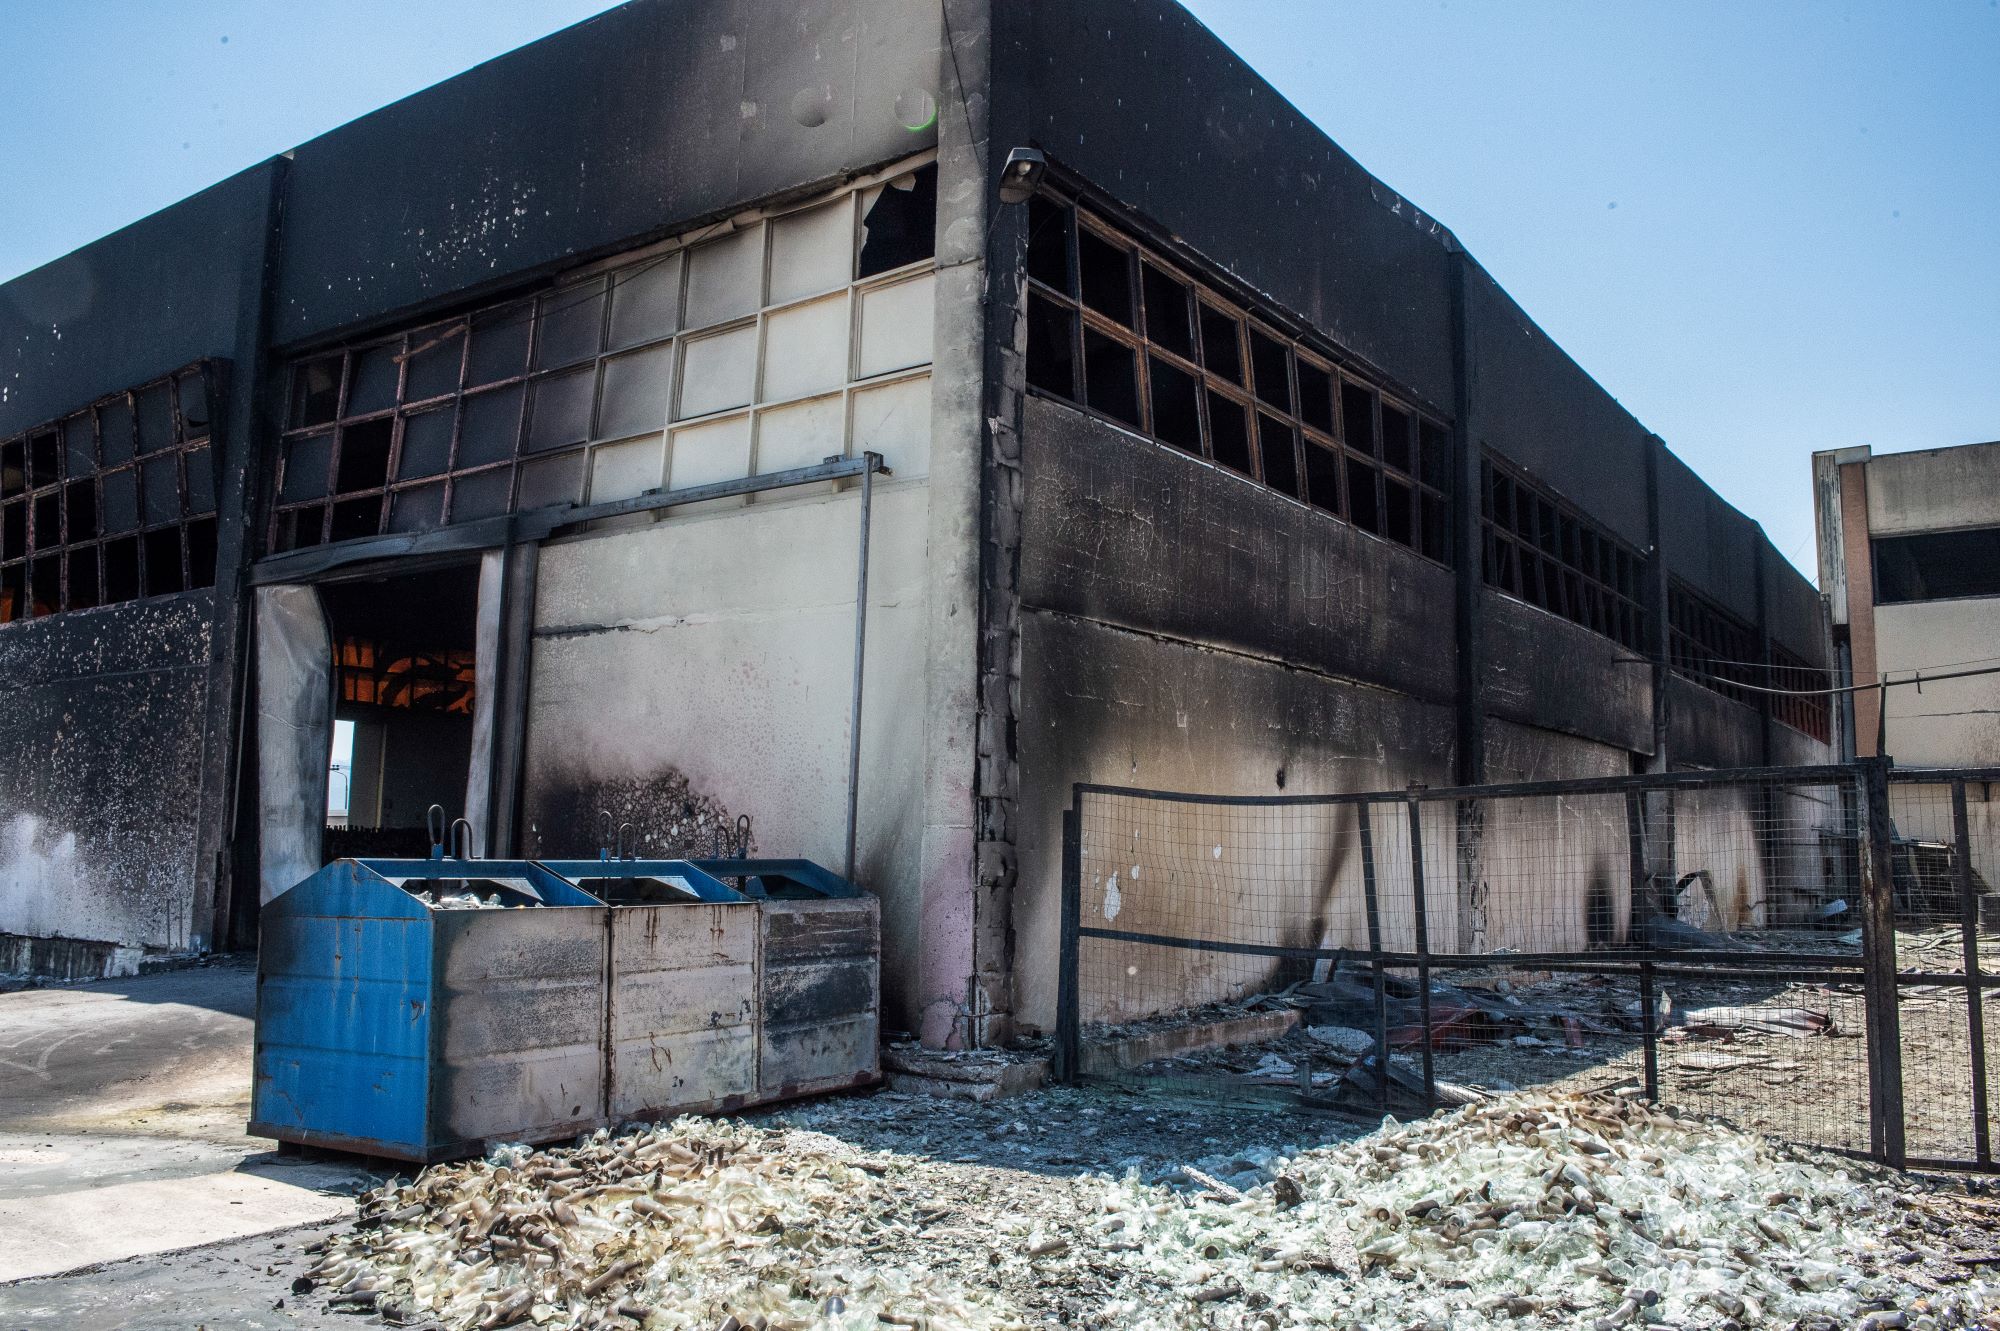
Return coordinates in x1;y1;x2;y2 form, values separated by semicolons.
1055;761;1999;1171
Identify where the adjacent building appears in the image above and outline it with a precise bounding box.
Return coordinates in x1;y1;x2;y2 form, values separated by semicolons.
0;0;1830;1037
1814;440;2000;886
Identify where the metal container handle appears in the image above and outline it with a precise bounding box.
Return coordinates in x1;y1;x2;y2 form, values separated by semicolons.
450;817;474;861
427;804;448;860
598;811;615;861
616;821;636;861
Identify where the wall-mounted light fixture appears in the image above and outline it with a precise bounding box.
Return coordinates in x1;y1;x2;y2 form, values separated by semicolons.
997;147;1046;205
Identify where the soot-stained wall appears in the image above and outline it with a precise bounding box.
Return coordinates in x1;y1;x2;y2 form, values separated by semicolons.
1009;401;1462;1027
276;0;944;345
1018;399;1457;702
0;595;216;963
0;164;276;434
1464;266;1652;548
1006;0;1457;412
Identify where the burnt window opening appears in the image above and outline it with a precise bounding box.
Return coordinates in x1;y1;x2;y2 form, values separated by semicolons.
1026;295;1079;398
1873;527;2000;604
1668;582;1760;709
1258;414;1300;498
1206;390;1254;477
1082;328;1140;428
1142;263;1194;360
857;163;937;278
1020;189;1454;566
1482;457;1645;653
0;362;219;624
1199;304;1243;384
1076;224;1136;328
1026;195;1074;292
277;166;939;555
1767;642;1831;743
1667;583;1829;741
1249;328;1292;413
1148;358;1202;456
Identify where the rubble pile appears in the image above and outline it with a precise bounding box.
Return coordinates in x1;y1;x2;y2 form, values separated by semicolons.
1075;1092;2000;1329
304;1120;1020;1331
307;1092;1999;1331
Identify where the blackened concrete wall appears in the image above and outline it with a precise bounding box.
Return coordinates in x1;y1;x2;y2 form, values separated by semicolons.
275;0;945;345
0;595;217;965
0;163;279;970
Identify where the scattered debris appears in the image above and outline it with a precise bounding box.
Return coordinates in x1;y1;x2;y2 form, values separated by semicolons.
304;1091;2000;1330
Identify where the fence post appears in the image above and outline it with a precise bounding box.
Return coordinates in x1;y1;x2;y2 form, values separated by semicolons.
1407;794;1436;1114
1952;779;1992;1167
1055;800;1082;1085
1357;803;1389;1113
1626;791;1659;1102
1859;758;1906;1166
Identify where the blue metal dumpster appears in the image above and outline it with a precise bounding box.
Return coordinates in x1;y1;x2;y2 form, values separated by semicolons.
535;859;762;1119
251;858;609;1163
690;859;880;1100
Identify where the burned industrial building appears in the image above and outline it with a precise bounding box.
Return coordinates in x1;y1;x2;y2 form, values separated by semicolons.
0;0;1829;1041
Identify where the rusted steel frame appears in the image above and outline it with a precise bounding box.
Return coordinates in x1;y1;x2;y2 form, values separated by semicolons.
1859;758;1907;1167
1407;794;1435;1114
843;454;878;881
1952;779;1992;1165
1054;800;1082;1085
1627;790;1659;1102
1357;801;1389;1113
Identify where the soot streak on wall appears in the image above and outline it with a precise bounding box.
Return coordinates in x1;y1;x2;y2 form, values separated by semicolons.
1009;400;1462;1027
0;595;215;962
276;0;945;345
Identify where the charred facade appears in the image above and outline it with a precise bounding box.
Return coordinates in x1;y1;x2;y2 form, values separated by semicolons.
0;0;1827;1041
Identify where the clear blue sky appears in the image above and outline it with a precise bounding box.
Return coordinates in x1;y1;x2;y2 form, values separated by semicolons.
3;1;1995;580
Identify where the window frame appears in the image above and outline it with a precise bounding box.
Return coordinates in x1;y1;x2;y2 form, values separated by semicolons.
0;362;220;623
1480;456;1647;653
1022;188;1454;568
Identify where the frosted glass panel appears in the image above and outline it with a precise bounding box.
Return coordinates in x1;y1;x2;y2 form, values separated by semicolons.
669;414;751;489
852;373;932;477
769;200;854;305
685;225;764;330
761;295;850;403
756;395;845;475
857;272;935;378
677;326;757;419
608;252;681;350
589;436;665;502
596;342;674;441
527;367;595;452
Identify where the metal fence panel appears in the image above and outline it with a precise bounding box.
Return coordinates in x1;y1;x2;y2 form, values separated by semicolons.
1055;761;1997;1169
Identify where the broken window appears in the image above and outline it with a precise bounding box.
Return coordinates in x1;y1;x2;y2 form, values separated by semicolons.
1148;358;1202;456
1258;414;1299;498
1082;328;1140;428
857;163;937;278
1018;188;1454;564
1206;390;1253;477
273;158;939;552
0;363;220;623
1873;527;2000;604
1482;456;1647;654
1668;582;1760;709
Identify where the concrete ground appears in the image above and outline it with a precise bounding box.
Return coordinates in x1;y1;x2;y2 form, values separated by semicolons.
0;958;375;1299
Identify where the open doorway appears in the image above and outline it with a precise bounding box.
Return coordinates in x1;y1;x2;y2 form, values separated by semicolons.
318;565;482;860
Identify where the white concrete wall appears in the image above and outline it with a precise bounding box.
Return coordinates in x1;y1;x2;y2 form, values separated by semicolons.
1876;598;2000;766
1864;442;2000;536
522;474;932;1023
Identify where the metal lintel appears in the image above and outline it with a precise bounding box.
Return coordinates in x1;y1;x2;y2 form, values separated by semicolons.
249;455;889;585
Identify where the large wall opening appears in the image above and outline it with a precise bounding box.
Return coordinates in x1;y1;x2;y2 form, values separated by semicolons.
318;565;481;859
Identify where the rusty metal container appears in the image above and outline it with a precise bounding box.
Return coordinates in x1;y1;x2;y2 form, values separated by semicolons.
251;858;609;1163
690;859;881;1099
536;859;760;1119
